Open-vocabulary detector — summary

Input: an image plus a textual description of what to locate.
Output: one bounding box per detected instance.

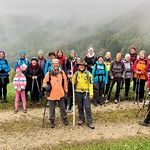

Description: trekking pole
[137,75,141,105]
[105,79,113,105]
[35,78,42,97]
[30,78,35,105]
[71,61,76,127]
[118,78,124,106]
[42,99,48,128]
[31,78,35,94]
[134,75,140,105]
[136,88,150,117]
[137,105,150,134]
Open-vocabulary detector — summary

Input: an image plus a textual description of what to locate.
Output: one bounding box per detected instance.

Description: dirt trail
[0,102,150,150]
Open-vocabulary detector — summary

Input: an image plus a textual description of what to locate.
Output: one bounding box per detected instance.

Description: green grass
[56,137,150,150]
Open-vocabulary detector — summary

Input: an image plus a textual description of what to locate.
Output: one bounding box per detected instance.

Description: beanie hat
[0,50,5,58]
[139,50,146,55]
[52,59,60,64]
[31,57,38,62]
[38,50,44,55]
[19,50,26,56]
[130,47,136,51]
[16,66,22,74]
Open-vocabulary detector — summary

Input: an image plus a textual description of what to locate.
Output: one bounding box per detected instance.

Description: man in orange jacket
[43,59,69,128]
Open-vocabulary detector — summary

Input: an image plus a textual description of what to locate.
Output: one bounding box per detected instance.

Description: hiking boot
[14,109,18,114]
[0,97,3,103]
[104,99,109,104]
[78,120,84,125]
[139,99,143,103]
[139,121,150,127]
[114,99,118,104]
[125,96,129,100]
[4,98,8,103]
[37,101,40,105]
[88,123,95,129]
[23,109,27,113]
[66,108,73,113]
[63,119,69,126]
[50,120,55,128]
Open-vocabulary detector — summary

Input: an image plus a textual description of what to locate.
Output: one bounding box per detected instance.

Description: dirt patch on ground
[0,101,150,149]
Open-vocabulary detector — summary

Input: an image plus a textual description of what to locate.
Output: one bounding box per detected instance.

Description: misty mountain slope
[0,16,42,46]
[62,0,150,58]
[2,0,150,62]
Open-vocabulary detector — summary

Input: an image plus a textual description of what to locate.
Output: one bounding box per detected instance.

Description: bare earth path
[0,102,150,150]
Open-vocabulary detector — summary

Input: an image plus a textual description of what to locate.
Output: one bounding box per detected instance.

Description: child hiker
[13,67,27,113]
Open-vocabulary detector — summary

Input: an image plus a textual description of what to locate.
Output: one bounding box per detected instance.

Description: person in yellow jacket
[73,60,95,129]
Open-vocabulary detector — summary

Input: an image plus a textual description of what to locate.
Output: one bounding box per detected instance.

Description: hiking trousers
[15,90,26,110]
[76,92,93,125]
[49,98,68,122]
[108,78,122,100]
[125,78,131,97]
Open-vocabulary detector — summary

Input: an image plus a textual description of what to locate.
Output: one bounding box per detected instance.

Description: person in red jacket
[133,50,148,102]
[130,47,137,64]
[56,49,66,71]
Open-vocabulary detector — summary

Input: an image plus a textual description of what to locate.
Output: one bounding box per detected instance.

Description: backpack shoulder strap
[4,59,8,66]
[94,63,97,77]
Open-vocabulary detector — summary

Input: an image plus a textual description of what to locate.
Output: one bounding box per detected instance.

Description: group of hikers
[0,46,150,129]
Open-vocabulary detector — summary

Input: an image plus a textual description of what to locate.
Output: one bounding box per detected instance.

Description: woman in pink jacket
[13,67,27,113]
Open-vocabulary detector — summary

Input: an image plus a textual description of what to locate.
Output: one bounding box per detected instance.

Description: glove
[89,95,93,100]
[111,76,114,80]
[0,69,5,73]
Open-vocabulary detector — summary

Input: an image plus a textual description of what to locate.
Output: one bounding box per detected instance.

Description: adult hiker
[123,54,133,100]
[14,50,30,73]
[92,56,108,106]
[44,51,55,75]
[43,59,69,128]
[147,62,150,96]
[139,103,150,126]
[25,57,44,104]
[130,47,137,64]
[37,50,46,71]
[133,50,148,102]
[84,47,97,73]
[56,49,66,71]
[107,52,125,104]
[130,47,137,91]
[72,60,95,129]
[65,50,77,112]
[0,50,10,103]
[104,52,112,97]
[13,67,27,113]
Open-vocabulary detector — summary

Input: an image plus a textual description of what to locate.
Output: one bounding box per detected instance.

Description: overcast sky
[0,0,144,21]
